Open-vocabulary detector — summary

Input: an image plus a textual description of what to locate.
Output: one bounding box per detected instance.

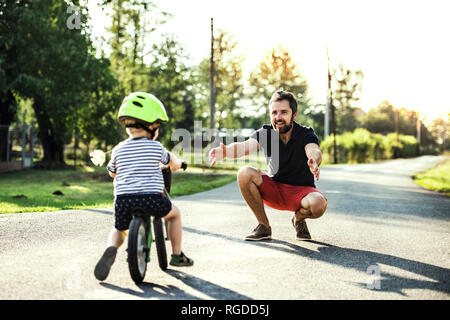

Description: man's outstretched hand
[307,157,320,181]
[208,142,226,167]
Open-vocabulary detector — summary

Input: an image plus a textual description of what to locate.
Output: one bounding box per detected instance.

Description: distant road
[0,155,448,299]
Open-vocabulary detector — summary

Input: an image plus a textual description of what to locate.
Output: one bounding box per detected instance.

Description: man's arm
[208,138,259,166]
[305,143,322,181]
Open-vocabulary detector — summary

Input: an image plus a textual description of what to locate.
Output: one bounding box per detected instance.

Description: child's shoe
[94,246,117,281]
[170,251,194,267]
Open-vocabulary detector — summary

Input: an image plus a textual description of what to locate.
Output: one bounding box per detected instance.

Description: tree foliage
[10,0,118,167]
[196,30,245,129]
[429,118,449,152]
[249,46,308,119]
[103,0,171,93]
[0,0,24,160]
[363,100,437,153]
[331,63,364,134]
[1,0,444,168]
[143,34,195,147]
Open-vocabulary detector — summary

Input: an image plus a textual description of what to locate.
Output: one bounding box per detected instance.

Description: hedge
[321,128,419,164]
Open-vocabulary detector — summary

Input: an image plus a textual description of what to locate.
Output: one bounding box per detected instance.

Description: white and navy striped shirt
[107,137,170,196]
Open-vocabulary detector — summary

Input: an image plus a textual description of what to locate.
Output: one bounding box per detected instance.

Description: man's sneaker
[291,217,311,240]
[94,246,117,281]
[245,224,272,241]
[170,251,194,267]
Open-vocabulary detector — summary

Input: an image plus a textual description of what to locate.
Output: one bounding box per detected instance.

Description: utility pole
[395,107,399,158]
[416,115,421,155]
[327,47,337,164]
[324,48,330,139]
[209,17,215,130]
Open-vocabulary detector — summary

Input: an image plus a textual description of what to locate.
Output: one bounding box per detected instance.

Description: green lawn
[413,159,450,196]
[0,166,236,214]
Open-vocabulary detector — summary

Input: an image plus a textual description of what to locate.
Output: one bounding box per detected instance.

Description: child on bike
[94,92,193,281]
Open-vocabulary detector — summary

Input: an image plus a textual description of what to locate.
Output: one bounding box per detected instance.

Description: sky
[88,0,450,122]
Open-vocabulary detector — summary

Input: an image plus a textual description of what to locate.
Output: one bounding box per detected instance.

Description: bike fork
[145,219,153,262]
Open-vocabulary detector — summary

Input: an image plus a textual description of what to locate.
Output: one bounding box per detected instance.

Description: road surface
[0,155,449,300]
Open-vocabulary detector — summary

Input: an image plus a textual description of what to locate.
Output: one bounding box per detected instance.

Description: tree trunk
[0,90,17,161]
[32,98,65,168]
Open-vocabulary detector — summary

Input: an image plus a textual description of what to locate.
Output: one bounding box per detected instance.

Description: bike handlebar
[161,161,188,172]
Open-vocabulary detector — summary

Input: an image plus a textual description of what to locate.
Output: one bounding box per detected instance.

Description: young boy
[94,92,193,282]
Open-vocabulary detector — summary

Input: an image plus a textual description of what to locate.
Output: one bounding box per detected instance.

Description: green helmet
[118,92,168,126]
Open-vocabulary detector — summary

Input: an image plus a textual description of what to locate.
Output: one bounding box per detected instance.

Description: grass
[0,165,237,214]
[413,159,450,196]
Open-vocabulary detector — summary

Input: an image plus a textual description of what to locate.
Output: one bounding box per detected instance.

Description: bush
[372,133,385,160]
[384,133,419,158]
[322,129,419,164]
[348,129,375,163]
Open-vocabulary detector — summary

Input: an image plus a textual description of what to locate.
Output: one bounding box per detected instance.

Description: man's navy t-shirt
[250,121,320,187]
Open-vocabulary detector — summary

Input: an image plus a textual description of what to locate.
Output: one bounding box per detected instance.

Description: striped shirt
[107,137,170,196]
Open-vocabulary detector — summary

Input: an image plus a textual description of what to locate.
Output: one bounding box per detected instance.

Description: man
[208,90,327,241]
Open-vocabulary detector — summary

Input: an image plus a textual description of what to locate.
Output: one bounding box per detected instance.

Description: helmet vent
[132,101,144,108]
[137,95,146,99]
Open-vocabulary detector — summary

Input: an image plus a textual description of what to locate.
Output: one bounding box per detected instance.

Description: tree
[249,46,308,119]
[14,0,118,167]
[75,55,123,162]
[429,118,449,153]
[331,63,364,134]
[102,0,171,93]
[143,34,195,147]
[364,100,395,134]
[365,101,424,135]
[363,101,438,154]
[304,103,326,139]
[0,0,25,161]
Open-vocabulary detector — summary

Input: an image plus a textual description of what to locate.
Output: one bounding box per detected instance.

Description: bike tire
[153,217,168,270]
[128,217,148,284]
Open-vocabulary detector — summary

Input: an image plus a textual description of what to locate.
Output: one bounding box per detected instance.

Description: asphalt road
[0,155,449,300]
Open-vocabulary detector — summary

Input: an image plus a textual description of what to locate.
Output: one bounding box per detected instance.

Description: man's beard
[274,116,294,134]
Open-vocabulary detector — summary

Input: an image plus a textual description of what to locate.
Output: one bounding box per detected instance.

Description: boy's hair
[122,118,138,126]
[122,118,143,132]
[269,90,298,114]
[122,117,159,139]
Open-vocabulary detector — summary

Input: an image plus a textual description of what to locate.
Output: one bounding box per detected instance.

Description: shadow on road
[100,281,199,299]
[100,270,252,300]
[184,227,450,296]
[165,270,252,300]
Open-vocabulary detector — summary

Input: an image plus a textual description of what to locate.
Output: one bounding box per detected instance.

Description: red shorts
[257,174,323,212]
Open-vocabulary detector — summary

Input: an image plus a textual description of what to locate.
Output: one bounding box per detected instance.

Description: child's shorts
[114,192,172,231]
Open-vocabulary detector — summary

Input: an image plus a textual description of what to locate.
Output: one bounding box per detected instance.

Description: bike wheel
[153,217,168,270]
[128,217,148,284]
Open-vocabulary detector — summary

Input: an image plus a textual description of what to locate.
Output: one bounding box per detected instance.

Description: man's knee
[303,193,327,218]
[237,166,262,186]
